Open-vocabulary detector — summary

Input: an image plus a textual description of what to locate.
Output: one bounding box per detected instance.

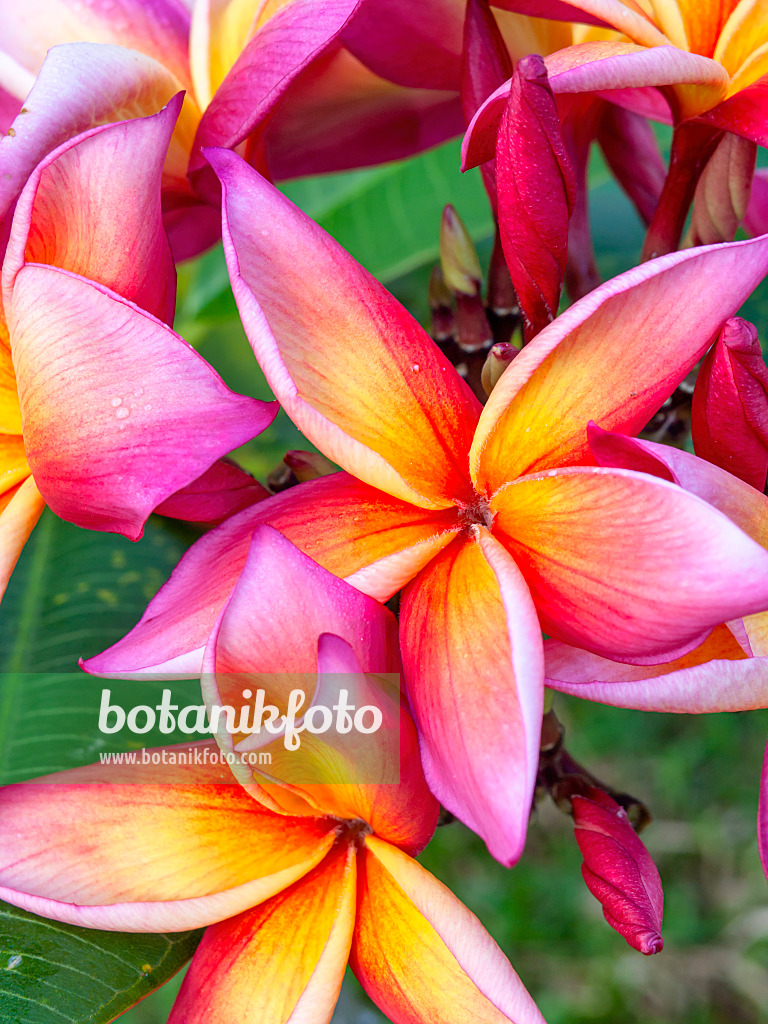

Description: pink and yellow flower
[0,101,276,599]
[0,529,546,1024]
[85,149,768,867]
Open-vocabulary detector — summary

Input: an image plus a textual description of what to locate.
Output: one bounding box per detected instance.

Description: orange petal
[471,233,768,494]
[0,338,21,433]
[351,837,546,1024]
[400,529,544,866]
[0,742,337,931]
[0,474,42,602]
[210,148,480,509]
[169,841,356,1024]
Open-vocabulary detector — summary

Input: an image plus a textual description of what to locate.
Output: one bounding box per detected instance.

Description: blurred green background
[2,132,768,1023]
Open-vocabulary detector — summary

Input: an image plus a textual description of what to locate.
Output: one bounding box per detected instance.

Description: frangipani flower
[466,0,768,256]
[0,0,467,258]
[0,101,276,599]
[86,149,768,867]
[0,529,546,1024]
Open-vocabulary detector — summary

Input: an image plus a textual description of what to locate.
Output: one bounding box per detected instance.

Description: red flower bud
[572,787,664,955]
[692,317,768,491]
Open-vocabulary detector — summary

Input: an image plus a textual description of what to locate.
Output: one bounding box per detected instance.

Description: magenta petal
[154,459,270,525]
[5,96,180,324]
[596,105,666,226]
[191,0,361,175]
[497,55,575,341]
[8,266,276,539]
[745,168,768,237]
[342,0,463,91]
[573,788,663,955]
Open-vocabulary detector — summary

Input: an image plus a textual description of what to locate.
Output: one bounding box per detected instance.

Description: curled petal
[8,266,276,539]
[0,43,194,231]
[155,458,270,524]
[83,474,458,677]
[0,745,337,931]
[471,233,768,493]
[686,133,756,246]
[169,842,356,1024]
[490,0,668,43]
[492,466,768,662]
[573,788,664,955]
[462,43,728,169]
[209,147,479,509]
[352,837,546,1024]
[400,529,544,866]
[5,97,180,324]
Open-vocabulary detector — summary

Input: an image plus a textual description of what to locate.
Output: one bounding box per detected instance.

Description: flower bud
[481,342,518,396]
[572,787,663,955]
[283,450,337,483]
[692,317,768,491]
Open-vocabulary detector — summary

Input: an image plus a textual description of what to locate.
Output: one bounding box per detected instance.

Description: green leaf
[0,902,201,1024]
[0,512,205,1023]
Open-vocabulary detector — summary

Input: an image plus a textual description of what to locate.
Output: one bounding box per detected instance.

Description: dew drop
[411,363,420,372]
[110,397,122,408]
[6,955,21,970]
[134,387,144,398]
[115,407,130,420]
[144,404,152,412]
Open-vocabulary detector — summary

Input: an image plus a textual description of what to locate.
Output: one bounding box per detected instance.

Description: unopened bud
[572,787,663,956]
[428,265,456,342]
[481,342,518,395]
[283,450,337,483]
[692,317,768,491]
[440,204,483,297]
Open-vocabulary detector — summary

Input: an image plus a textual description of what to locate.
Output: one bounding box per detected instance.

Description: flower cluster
[1,0,768,1020]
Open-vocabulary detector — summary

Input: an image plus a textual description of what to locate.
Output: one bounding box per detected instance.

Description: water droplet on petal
[115,407,130,420]
[411,363,420,372]
[110,397,122,408]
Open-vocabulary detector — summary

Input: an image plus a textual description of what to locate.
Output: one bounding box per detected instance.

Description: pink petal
[7,265,276,539]
[83,473,459,677]
[744,167,768,236]
[497,54,575,340]
[686,133,756,246]
[698,78,768,148]
[0,0,191,87]
[544,628,768,711]
[154,458,270,525]
[0,42,191,232]
[5,97,180,325]
[472,233,768,493]
[573,787,663,955]
[492,466,768,662]
[191,0,361,177]
[209,147,480,508]
[400,528,544,866]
